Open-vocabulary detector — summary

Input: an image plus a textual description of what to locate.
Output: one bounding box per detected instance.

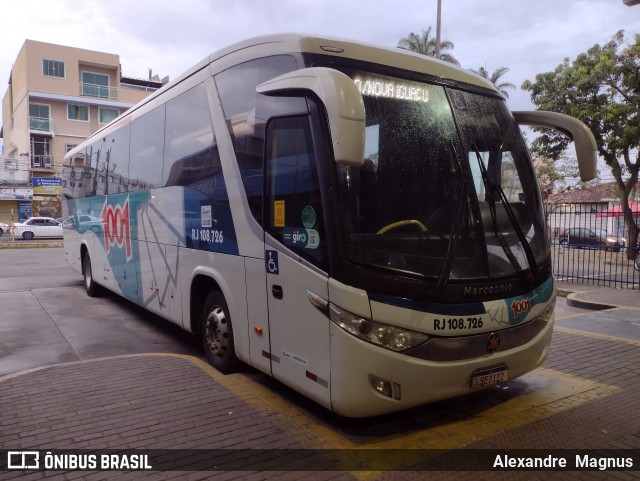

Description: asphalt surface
[0,248,200,376]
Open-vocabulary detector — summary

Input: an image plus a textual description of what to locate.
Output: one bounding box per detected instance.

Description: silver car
[12,217,63,240]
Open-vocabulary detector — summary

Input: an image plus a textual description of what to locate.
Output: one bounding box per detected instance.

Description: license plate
[471,364,508,388]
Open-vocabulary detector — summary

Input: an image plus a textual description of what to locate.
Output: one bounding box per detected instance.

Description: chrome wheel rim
[205,306,229,357]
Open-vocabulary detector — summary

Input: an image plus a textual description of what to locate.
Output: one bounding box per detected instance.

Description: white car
[12,217,63,240]
[0,221,8,236]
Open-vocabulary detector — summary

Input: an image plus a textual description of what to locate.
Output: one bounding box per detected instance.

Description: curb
[565,292,616,311]
[0,241,63,249]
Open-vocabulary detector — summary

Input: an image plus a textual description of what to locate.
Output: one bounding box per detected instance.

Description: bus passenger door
[263,113,332,410]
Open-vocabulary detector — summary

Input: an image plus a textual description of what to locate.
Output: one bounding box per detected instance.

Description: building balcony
[80,82,118,100]
[29,116,53,133]
[31,155,55,171]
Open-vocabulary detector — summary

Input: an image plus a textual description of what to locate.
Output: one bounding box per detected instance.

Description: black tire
[0,228,3,236]
[23,231,34,240]
[201,291,238,374]
[83,253,101,297]
[635,250,640,272]
[596,242,606,251]
[559,239,568,248]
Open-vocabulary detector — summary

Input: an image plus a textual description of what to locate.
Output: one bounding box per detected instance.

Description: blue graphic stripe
[505,276,554,324]
[367,292,486,315]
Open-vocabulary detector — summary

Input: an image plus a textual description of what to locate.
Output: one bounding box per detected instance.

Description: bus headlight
[329,304,429,352]
[537,296,556,323]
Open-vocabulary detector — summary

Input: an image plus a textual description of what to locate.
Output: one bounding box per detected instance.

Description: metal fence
[546,202,640,289]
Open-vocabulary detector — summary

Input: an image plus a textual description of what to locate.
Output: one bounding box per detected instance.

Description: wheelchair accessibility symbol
[266,250,279,275]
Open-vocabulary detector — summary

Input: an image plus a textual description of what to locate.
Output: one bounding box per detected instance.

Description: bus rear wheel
[201,291,238,374]
[83,253,101,297]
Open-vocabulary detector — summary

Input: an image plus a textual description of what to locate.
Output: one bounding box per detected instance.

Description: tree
[398,27,460,66]
[471,66,516,98]
[533,157,563,200]
[522,31,640,258]
[534,154,601,200]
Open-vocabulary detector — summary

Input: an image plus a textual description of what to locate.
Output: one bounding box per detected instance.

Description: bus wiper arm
[436,141,468,293]
[472,147,523,273]
[472,144,541,286]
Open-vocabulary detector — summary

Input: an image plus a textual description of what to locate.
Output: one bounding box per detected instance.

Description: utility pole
[435,0,442,59]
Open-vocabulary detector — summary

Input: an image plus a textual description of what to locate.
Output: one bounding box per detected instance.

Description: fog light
[369,375,401,400]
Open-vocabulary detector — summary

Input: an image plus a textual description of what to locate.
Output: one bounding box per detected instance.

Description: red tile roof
[545,182,622,204]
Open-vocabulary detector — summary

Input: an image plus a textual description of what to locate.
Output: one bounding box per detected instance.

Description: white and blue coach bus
[62,34,597,417]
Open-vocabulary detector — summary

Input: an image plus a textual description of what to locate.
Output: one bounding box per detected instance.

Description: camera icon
[7,451,40,469]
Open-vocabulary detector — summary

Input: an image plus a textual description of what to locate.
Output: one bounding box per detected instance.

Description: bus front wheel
[201,291,238,374]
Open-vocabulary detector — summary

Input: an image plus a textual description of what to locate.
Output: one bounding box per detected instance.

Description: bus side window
[215,55,303,226]
[163,83,221,190]
[130,105,165,190]
[265,115,327,271]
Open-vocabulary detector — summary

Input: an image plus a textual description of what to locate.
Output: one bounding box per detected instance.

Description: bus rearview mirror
[513,110,598,182]
[257,67,366,167]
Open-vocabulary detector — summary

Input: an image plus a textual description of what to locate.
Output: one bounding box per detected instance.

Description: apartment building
[0,39,164,222]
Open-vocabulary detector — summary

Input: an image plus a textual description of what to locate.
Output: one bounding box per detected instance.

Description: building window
[31,136,52,169]
[68,104,89,121]
[99,108,118,124]
[43,59,65,78]
[29,104,51,131]
[81,72,110,98]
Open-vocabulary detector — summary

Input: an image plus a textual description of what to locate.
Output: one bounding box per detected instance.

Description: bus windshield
[335,71,547,283]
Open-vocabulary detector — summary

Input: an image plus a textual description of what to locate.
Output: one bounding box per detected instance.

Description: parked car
[11,217,63,240]
[0,221,8,236]
[559,227,625,252]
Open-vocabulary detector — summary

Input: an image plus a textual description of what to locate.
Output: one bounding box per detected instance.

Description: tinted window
[103,124,132,195]
[65,125,128,199]
[265,116,326,270]
[215,55,304,224]
[163,83,221,191]
[130,106,165,190]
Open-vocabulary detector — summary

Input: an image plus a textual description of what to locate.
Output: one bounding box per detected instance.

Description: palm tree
[398,27,460,66]
[471,66,516,98]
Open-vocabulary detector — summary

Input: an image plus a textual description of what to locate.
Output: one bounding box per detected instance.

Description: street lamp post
[435,0,442,59]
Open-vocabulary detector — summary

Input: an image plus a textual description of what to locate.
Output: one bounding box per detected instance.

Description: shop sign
[0,188,33,200]
[32,177,62,195]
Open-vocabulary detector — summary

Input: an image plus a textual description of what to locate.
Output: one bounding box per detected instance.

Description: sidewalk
[0,237,63,249]
[555,280,640,310]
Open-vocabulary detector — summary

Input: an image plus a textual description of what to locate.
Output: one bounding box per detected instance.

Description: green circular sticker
[302,206,316,229]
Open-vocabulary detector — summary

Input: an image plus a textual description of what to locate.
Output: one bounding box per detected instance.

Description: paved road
[0,248,200,376]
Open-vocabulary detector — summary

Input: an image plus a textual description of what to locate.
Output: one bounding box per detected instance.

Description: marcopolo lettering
[464,283,513,297]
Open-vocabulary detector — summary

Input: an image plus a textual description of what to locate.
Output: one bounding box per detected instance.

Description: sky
[1,0,639,163]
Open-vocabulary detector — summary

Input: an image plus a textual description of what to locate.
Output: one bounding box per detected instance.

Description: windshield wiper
[436,141,469,293]
[472,144,541,286]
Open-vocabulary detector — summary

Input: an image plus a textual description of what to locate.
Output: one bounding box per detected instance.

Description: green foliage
[398,27,460,66]
[471,66,516,98]
[522,30,640,255]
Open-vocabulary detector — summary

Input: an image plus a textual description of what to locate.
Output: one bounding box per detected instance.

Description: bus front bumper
[328,315,554,418]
